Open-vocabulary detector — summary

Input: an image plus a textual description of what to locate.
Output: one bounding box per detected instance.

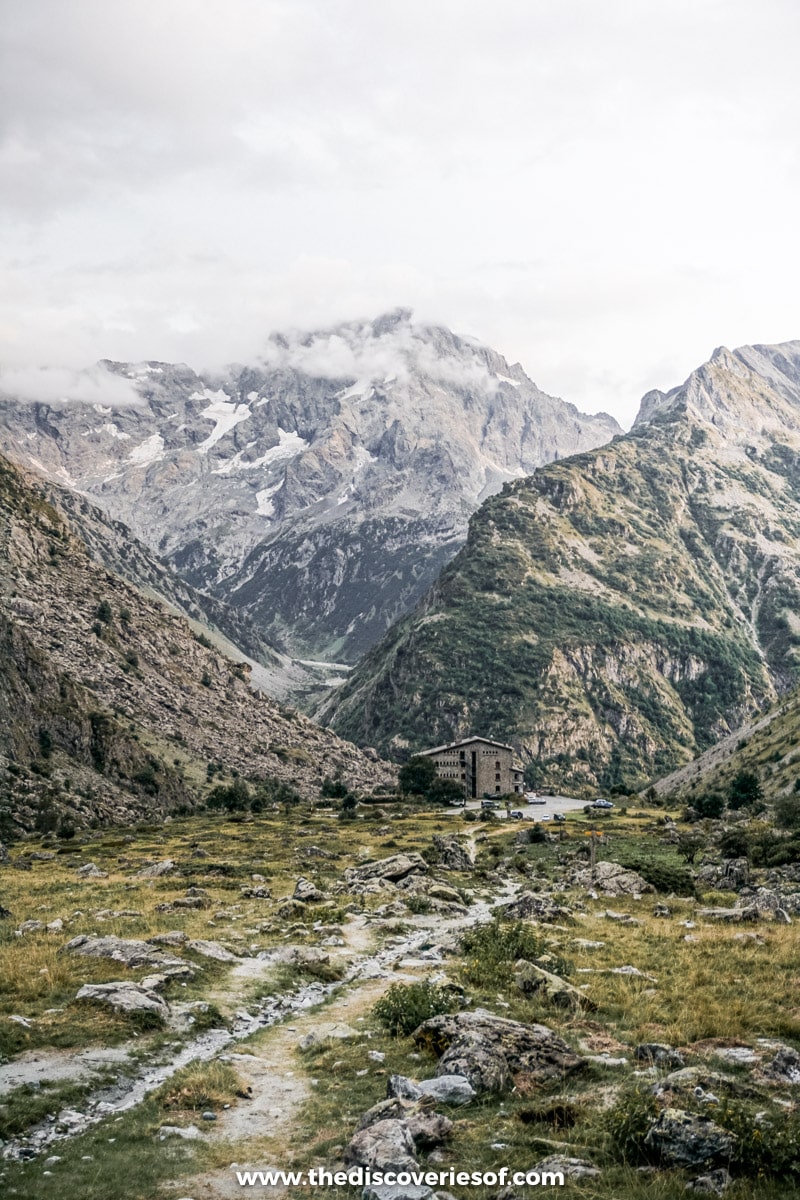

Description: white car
[526,793,546,804]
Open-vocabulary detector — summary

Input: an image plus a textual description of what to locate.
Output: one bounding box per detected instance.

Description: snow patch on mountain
[195,394,252,453]
[127,434,164,467]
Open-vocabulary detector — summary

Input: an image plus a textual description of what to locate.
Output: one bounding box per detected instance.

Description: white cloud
[1,0,799,422]
[0,364,142,407]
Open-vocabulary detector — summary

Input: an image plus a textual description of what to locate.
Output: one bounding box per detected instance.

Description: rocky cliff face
[320,340,800,792]
[0,453,391,837]
[0,311,620,669]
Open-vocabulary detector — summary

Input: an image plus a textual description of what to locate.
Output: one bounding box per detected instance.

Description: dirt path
[172,972,407,1200]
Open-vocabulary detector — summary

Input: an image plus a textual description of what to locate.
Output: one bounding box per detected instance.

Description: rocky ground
[1,803,800,1199]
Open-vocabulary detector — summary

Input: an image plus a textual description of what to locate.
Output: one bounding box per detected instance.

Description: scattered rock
[413,1009,585,1095]
[431,835,473,871]
[604,910,642,924]
[406,1112,453,1149]
[387,1075,423,1101]
[634,1043,684,1069]
[240,885,271,899]
[356,1098,416,1131]
[576,861,654,896]
[533,1155,600,1179]
[502,892,572,922]
[344,1118,418,1173]
[148,931,189,947]
[697,906,759,923]
[653,904,672,918]
[686,1167,732,1194]
[644,1108,734,1168]
[514,960,596,1011]
[62,934,191,973]
[185,939,240,962]
[293,877,325,903]
[158,1124,201,1140]
[762,1044,800,1084]
[136,859,176,879]
[273,945,331,968]
[345,853,428,888]
[16,919,44,934]
[76,981,169,1021]
[299,1022,359,1050]
[416,1075,476,1105]
[77,863,107,879]
[656,1067,746,1100]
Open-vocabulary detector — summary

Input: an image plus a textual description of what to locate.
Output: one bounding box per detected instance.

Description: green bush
[603,1085,660,1164]
[718,1101,800,1180]
[373,980,458,1037]
[459,917,564,986]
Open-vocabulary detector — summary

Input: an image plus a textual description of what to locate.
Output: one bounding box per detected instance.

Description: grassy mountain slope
[321,342,800,791]
[0,454,390,837]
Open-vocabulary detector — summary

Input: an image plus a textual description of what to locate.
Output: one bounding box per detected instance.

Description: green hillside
[320,343,800,792]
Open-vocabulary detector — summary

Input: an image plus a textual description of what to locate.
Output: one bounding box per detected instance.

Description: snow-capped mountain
[0,310,620,667]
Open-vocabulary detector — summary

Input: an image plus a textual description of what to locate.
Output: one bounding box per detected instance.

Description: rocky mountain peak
[0,313,620,672]
[633,339,800,443]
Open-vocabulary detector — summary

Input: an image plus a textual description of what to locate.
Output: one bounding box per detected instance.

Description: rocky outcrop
[62,935,191,973]
[75,981,170,1022]
[644,1108,735,1168]
[413,1009,585,1094]
[574,862,655,897]
[431,835,473,871]
[514,960,596,1012]
[345,853,428,888]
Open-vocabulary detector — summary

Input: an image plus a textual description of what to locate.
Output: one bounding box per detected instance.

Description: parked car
[592,798,614,809]
[526,792,546,804]
[539,813,552,821]
[509,810,524,820]
[481,798,499,810]
[553,812,566,823]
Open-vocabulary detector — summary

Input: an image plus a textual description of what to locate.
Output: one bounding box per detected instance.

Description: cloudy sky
[2,0,799,425]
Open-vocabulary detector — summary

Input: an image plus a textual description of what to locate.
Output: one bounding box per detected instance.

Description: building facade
[419,736,524,799]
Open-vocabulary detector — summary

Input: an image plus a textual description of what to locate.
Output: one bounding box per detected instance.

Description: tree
[774,792,800,830]
[398,756,438,796]
[339,792,358,821]
[677,833,705,864]
[728,769,762,811]
[694,792,724,819]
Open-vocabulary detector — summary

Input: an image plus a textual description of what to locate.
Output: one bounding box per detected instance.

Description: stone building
[419,736,524,799]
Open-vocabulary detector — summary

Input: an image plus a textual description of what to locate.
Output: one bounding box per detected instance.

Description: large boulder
[413,1009,585,1094]
[416,1075,475,1105]
[431,835,473,871]
[62,935,190,973]
[75,981,169,1022]
[344,1118,418,1173]
[575,861,654,896]
[502,892,572,922]
[644,1108,735,1168]
[293,877,326,903]
[346,854,428,887]
[514,960,596,1012]
[136,859,176,878]
[185,939,240,962]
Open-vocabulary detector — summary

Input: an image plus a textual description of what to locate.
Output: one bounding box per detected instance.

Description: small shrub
[459,917,564,986]
[603,1085,660,1164]
[373,980,458,1037]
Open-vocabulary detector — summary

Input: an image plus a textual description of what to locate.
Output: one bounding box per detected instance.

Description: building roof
[419,736,517,756]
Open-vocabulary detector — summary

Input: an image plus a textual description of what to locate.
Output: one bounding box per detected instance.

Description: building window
[495,785,501,792]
